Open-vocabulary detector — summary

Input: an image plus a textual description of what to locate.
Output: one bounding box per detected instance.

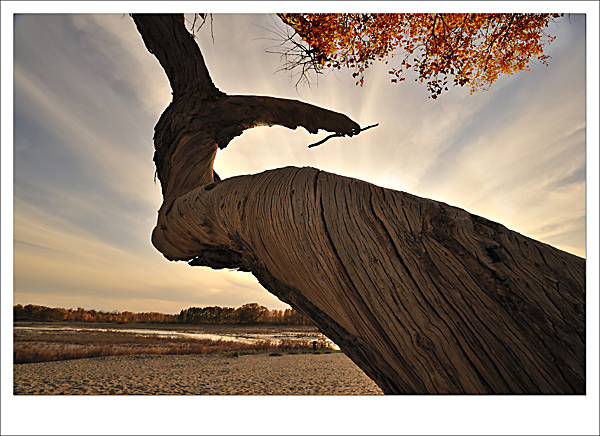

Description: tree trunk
[132,14,585,394]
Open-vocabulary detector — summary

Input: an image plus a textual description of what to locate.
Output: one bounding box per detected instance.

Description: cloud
[68,14,172,114]
[13,198,289,312]
[14,41,162,208]
[12,14,290,311]
[10,12,588,318]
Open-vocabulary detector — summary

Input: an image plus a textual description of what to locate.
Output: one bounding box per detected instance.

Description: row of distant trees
[177,303,313,325]
[13,303,314,326]
[13,304,178,323]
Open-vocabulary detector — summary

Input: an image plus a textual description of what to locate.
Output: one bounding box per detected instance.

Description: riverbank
[14,322,337,363]
[14,353,383,395]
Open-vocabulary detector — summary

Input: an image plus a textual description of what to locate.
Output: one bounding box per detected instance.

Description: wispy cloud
[14,197,285,312]
[12,14,291,312]
[10,13,588,316]
[14,48,161,208]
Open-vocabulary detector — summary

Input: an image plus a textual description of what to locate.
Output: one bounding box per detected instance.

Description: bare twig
[259,15,325,89]
[308,123,379,148]
[187,13,214,43]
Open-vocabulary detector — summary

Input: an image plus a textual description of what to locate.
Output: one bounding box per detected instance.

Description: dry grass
[14,328,336,364]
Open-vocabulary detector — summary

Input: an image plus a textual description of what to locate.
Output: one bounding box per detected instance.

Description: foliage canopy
[275,13,563,98]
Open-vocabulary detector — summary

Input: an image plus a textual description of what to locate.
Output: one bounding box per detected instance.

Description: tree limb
[132,14,363,202]
[152,165,585,394]
[132,14,222,100]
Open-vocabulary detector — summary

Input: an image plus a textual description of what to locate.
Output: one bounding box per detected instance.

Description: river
[13,323,340,349]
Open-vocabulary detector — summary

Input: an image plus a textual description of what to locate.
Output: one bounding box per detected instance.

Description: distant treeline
[13,303,314,326]
[178,303,313,325]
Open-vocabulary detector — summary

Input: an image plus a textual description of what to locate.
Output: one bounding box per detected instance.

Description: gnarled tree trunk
[132,14,585,394]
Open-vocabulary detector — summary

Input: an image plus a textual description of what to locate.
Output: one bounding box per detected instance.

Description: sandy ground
[13,352,383,395]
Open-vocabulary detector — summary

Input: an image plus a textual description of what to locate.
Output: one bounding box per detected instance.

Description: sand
[13,352,383,395]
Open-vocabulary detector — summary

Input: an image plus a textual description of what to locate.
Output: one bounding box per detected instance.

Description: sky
[2,3,599,436]
[6,9,592,315]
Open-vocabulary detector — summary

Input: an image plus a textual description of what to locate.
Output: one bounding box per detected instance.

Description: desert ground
[14,353,383,395]
[13,322,383,395]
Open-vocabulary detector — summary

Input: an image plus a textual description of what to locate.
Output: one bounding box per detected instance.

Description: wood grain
[132,14,585,394]
[152,167,585,394]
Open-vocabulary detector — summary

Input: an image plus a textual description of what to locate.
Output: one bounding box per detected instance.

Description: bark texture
[132,14,585,394]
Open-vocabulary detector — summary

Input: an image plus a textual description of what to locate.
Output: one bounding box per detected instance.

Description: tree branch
[308,123,379,148]
[132,14,363,202]
[224,95,361,137]
[131,14,223,100]
[152,165,585,394]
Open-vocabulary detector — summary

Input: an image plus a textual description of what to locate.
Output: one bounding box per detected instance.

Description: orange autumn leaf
[276,13,562,98]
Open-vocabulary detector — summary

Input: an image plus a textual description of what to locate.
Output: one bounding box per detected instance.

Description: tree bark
[132,14,585,394]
